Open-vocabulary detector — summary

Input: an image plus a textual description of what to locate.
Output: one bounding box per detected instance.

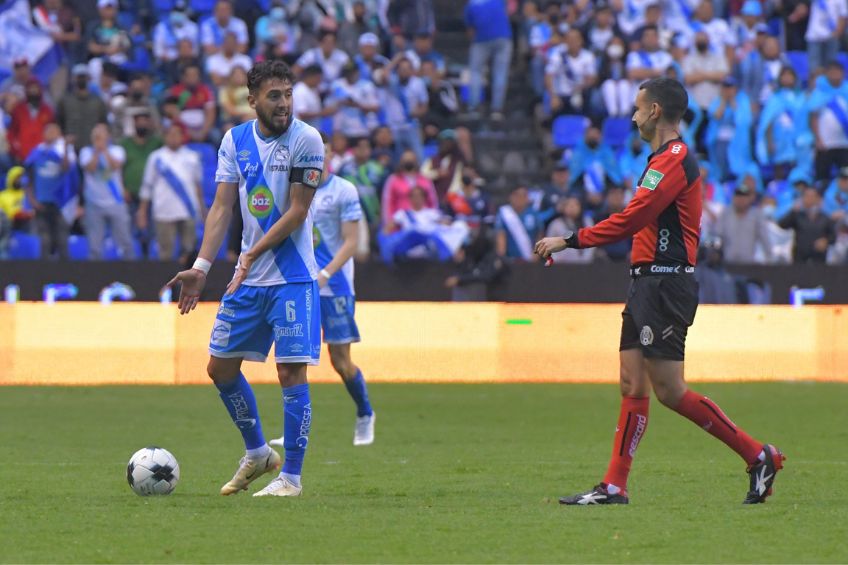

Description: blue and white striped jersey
[312,174,362,297]
[215,118,325,286]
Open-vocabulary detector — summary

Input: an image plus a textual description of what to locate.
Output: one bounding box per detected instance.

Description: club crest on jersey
[304,169,321,188]
[270,145,290,172]
[641,169,664,191]
[248,185,274,218]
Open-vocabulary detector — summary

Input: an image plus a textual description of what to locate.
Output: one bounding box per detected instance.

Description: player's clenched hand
[165,269,206,315]
[226,252,256,296]
[534,236,568,259]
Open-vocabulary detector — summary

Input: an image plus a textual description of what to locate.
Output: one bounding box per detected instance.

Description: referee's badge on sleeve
[641,169,664,191]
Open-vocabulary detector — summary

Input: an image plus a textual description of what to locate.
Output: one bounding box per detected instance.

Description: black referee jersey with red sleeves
[572,138,702,266]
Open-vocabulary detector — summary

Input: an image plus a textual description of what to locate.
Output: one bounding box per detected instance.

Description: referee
[535,78,784,505]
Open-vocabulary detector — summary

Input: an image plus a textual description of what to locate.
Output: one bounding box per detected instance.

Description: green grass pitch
[1,382,846,563]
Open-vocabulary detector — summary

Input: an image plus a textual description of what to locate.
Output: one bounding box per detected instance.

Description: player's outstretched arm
[226,182,317,295]
[165,181,238,315]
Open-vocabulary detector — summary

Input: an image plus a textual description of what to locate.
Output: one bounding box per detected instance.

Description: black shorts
[620,274,699,361]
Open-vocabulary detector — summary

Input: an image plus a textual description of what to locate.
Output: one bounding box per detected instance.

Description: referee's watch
[561,230,578,249]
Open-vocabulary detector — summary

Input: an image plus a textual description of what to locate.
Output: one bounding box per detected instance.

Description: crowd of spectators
[0,0,847,276]
[516,0,848,268]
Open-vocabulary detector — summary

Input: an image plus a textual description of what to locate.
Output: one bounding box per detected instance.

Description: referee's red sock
[602,396,650,494]
[674,390,763,465]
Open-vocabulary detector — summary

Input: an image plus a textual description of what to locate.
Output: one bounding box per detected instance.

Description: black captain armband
[291,167,322,189]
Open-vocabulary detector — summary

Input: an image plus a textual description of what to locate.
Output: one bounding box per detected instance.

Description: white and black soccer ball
[126,447,180,496]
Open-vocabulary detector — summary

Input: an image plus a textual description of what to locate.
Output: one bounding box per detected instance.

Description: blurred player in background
[271,137,376,449]
[535,78,785,506]
[166,61,323,498]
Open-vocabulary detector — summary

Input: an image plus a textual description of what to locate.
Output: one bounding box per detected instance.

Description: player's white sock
[605,483,622,495]
[246,444,272,460]
[281,472,301,487]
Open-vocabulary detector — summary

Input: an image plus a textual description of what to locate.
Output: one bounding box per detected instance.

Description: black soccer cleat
[743,444,785,504]
[559,483,629,505]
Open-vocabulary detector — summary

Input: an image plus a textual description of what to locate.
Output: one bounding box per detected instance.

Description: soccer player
[270,140,375,448]
[165,61,324,498]
[535,78,785,505]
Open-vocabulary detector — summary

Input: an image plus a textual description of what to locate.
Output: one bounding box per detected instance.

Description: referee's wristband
[319,268,332,279]
[192,257,212,275]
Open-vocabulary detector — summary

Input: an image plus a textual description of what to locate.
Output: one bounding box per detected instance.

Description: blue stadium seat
[602,117,632,149]
[786,51,809,86]
[190,0,217,17]
[551,114,589,149]
[152,0,176,15]
[102,237,121,260]
[8,232,40,259]
[188,142,218,208]
[68,235,90,260]
[838,52,848,75]
[319,116,334,136]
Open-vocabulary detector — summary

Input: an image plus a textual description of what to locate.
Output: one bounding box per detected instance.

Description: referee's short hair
[639,77,689,124]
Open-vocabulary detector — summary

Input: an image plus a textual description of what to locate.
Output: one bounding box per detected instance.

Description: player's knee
[328,347,353,377]
[654,381,686,408]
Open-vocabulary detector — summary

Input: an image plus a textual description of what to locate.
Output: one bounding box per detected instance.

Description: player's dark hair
[247,60,295,95]
[639,77,688,124]
[641,24,659,35]
[319,131,330,144]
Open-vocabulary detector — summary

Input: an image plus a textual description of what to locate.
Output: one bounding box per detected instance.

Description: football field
[1,382,846,563]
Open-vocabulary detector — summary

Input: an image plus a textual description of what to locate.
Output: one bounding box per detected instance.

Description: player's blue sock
[215,373,266,451]
[281,383,311,482]
[344,369,373,418]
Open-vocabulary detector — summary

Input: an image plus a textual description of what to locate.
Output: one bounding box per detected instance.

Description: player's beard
[257,106,292,137]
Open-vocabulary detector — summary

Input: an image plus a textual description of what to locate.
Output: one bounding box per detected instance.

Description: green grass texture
[1,382,845,563]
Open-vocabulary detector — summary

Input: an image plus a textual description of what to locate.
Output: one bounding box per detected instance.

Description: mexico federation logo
[303,169,321,188]
[248,185,274,218]
[312,225,322,248]
[640,168,664,191]
[640,325,654,346]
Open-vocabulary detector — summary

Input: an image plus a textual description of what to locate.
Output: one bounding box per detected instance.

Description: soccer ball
[126,447,180,496]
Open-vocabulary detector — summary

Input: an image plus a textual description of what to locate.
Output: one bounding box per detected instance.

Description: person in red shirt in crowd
[7,79,55,162]
[165,63,216,142]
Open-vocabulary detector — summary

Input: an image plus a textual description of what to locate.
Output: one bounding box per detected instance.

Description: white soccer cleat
[253,475,303,497]
[268,435,285,447]
[354,412,375,446]
[220,449,281,496]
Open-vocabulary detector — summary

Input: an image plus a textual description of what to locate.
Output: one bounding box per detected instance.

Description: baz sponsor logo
[211,320,231,347]
[640,168,664,191]
[640,325,654,346]
[247,185,274,218]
